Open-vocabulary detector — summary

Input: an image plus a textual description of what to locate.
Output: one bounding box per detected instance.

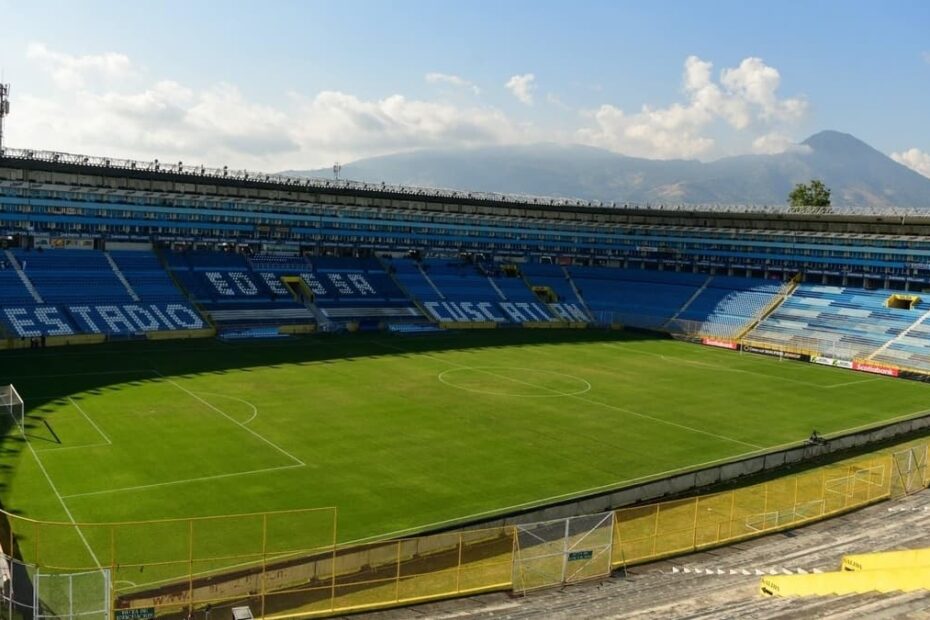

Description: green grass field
[1,329,928,587]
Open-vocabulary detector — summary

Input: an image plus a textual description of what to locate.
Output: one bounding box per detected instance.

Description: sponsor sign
[567,550,594,561]
[852,361,899,377]
[812,356,854,369]
[115,609,156,620]
[742,344,810,362]
[701,338,739,350]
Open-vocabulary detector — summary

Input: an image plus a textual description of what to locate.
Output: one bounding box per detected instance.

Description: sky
[0,0,928,177]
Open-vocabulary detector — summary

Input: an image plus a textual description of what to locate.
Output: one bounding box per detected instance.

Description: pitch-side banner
[742,344,810,362]
[851,361,900,377]
[812,356,854,369]
[701,337,739,350]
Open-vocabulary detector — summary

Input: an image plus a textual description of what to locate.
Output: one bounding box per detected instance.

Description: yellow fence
[612,453,893,568]
[1,446,925,619]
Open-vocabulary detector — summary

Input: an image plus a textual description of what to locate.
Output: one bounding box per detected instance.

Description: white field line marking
[437,367,592,398]
[377,340,762,450]
[4,410,103,569]
[67,397,112,445]
[601,342,883,389]
[34,442,111,454]
[193,391,259,425]
[61,463,305,499]
[152,370,305,467]
[462,365,762,450]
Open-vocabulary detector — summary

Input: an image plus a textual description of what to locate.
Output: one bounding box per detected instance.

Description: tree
[788,180,832,212]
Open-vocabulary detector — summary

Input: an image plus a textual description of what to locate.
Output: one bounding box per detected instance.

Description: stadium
[3,86,930,618]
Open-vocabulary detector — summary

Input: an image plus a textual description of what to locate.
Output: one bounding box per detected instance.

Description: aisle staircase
[105,251,141,302]
[5,250,43,303]
[736,274,801,341]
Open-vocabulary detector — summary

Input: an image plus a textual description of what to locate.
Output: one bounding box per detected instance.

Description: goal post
[0,385,23,426]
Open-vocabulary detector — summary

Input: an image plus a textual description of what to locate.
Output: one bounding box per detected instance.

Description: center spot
[437,367,592,397]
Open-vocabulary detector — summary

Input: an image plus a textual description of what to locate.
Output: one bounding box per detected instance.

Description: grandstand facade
[5,149,930,375]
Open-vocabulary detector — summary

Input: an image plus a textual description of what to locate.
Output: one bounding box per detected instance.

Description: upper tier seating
[0,249,206,337]
[746,285,924,359]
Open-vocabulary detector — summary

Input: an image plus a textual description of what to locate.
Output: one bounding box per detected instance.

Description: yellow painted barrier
[278,324,317,335]
[841,548,930,572]
[612,455,892,568]
[761,566,930,597]
[146,328,215,341]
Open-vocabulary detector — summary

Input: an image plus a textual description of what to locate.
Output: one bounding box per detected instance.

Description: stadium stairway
[762,567,930,597]
[4,250,44,302]
[104,251,141,302]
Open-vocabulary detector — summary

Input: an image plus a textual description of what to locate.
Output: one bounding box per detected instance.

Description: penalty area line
[2,409,103,569]
[150,369,305,467]
[61,463,306,499]
[67,397,112,445]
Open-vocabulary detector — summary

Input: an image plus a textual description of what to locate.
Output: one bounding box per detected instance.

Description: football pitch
[1,329,928,586]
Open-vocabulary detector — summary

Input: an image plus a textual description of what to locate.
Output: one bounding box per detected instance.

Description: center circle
[437,367,592,398]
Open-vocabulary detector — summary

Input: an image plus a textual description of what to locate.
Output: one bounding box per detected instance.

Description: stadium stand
[744,285,926,359]
[569,267,707,329]
[0,248,206,337]
[391,258,583,324]
[166,250,315,329]
[308,256,422,328]
[166,251,423,330]
[669,276,785,338]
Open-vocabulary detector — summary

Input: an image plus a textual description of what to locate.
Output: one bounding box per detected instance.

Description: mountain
[282,131,930,208]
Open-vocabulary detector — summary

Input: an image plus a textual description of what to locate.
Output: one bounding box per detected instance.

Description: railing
[4,146,930,216]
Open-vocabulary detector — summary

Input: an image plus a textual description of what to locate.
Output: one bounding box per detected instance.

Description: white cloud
[12,44,811,169]
[576,55,807,159]
[891,148,930,178]
[425,72,480,95]
[546,93,571,110]
[720,57,807,122]
[26,42,134,89]
[289,91,527,164]
[506,73,536,105]
[11,44,529,169]
[751,132,811,155]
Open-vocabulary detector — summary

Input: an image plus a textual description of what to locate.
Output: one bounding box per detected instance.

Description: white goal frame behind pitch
[0,385,24,427]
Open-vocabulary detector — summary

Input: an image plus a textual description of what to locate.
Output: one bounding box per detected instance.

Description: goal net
[0,385,24,426]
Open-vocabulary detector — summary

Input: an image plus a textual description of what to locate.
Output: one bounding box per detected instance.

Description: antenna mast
[0,83,9,155]
[333,162,342,181]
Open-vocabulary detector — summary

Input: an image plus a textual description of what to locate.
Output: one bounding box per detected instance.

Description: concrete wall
[445,411,930,533]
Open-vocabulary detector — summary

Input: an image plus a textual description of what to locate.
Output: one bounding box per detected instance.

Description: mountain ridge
[282,131,930,208]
